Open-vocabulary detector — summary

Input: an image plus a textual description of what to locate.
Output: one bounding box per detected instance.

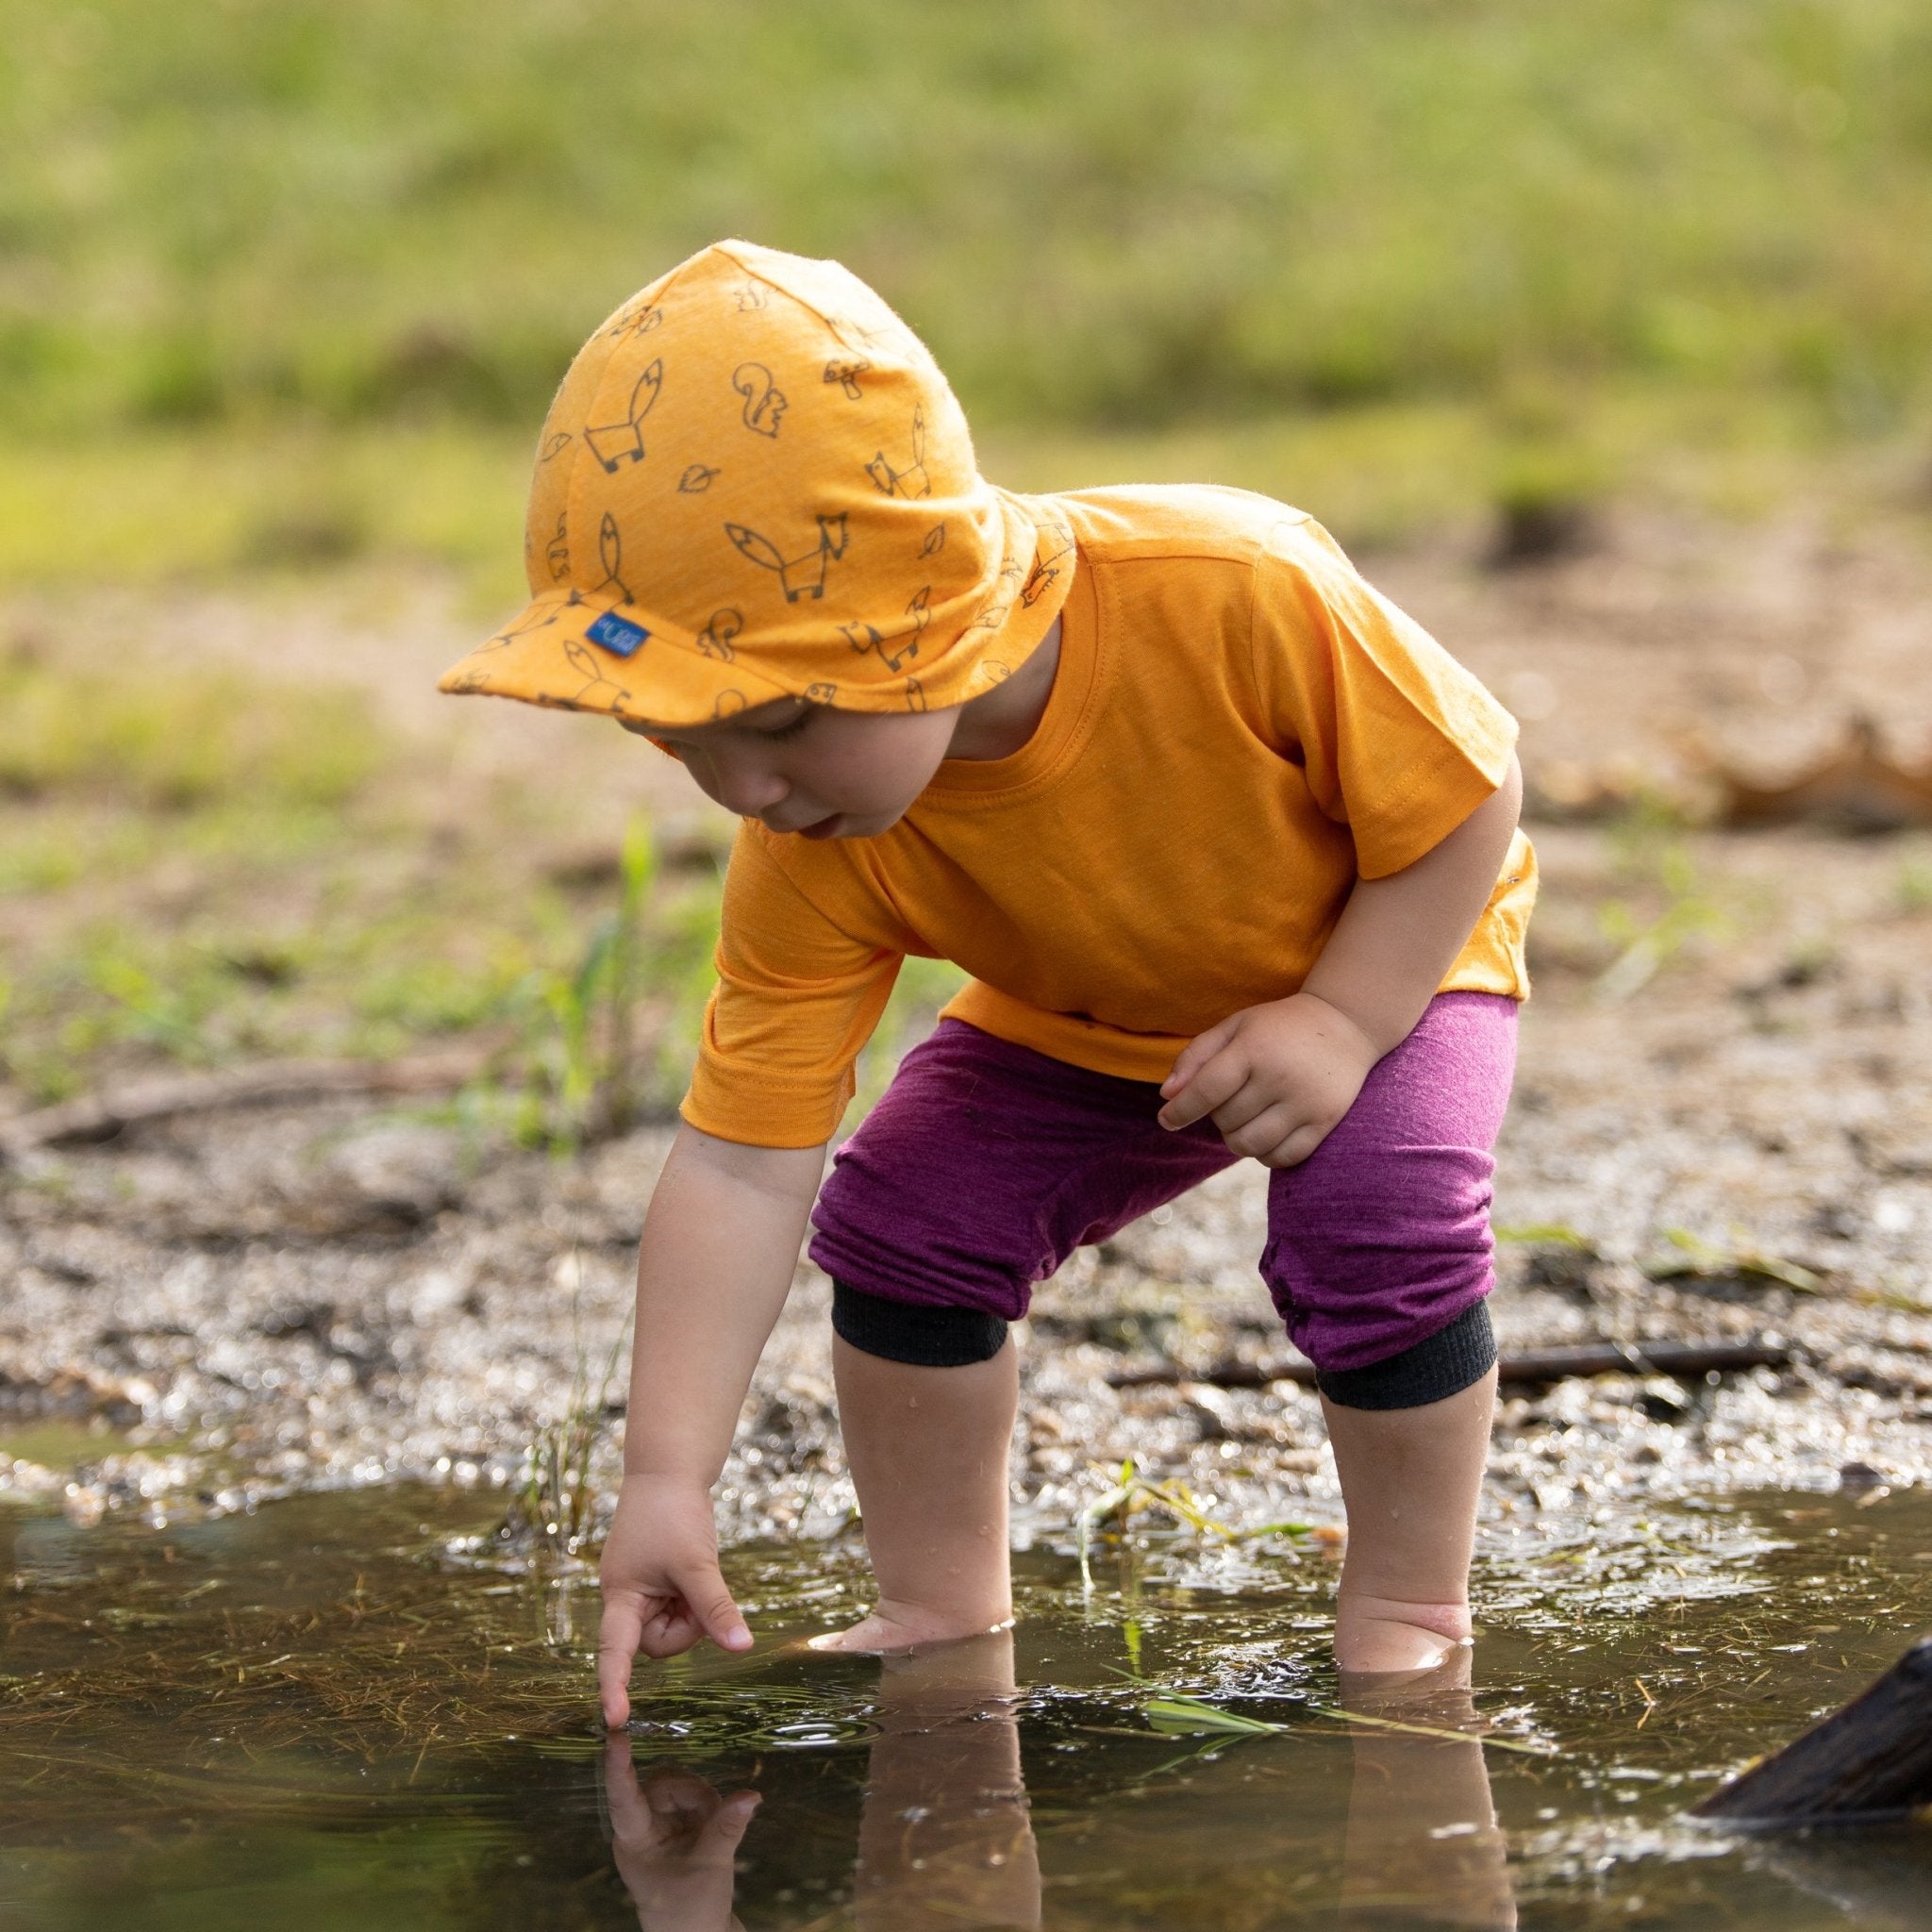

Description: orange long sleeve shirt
[682,485,1536,1148]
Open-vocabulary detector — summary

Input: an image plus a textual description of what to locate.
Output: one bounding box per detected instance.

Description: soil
[5,502,1932,1542]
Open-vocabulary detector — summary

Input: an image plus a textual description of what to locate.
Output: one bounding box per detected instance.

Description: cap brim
[437,589,798,728]
[438,490,1077,727]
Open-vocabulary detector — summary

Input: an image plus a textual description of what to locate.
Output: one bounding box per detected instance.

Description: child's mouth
[797,814,843,840]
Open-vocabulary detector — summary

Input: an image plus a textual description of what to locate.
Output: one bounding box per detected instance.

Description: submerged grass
[1140,1690,1557,1757]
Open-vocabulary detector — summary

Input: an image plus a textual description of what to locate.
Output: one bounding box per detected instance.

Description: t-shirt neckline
[918,525,1097,803]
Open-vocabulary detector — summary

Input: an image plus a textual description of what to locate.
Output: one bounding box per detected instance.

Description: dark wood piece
[1694,1635,1932,1825]
[1106,1339,1790,1391]
[0,1050,490,1158]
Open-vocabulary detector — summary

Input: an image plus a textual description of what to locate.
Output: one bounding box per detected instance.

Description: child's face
[625,698,960,841]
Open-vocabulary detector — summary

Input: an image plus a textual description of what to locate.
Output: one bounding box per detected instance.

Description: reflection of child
[439,242,1537,1725]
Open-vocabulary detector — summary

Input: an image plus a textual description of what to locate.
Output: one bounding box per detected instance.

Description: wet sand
[5,506,1931,1538]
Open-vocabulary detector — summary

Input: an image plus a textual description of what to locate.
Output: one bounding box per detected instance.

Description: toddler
[438,242,1536,1728]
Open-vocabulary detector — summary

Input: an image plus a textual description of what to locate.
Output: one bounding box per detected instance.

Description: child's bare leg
[1322,1367,1497,1674]
[812,1335,1019,1652]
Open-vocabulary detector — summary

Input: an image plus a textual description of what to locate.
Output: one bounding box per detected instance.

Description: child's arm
[1158,755,1523,1160]
[598,1124,826,1727]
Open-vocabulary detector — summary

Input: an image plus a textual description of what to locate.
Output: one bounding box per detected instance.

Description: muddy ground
[4,502,1932,1545]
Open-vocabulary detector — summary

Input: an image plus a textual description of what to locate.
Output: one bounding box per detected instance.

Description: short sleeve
[1247,519,1518,878]
[681,825,905,1147]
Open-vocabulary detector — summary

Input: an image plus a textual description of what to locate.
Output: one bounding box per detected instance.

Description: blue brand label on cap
[587,611,649,658]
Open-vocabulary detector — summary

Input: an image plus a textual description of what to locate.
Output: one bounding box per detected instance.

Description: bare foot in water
[1333,1592,1474,1675]
[805,1603,1015,1655]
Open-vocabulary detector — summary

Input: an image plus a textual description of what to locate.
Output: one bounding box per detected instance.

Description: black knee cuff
[831,1280,1010,1368]
[1314,1299,1496,1410]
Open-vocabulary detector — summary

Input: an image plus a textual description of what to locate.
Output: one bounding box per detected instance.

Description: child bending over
[438,242,1536,1727]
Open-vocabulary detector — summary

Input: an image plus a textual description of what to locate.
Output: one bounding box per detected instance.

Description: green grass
[0,645,376,807]
[0,373,1900,612]
[0,641,724,1116]
[2,0,1929,448]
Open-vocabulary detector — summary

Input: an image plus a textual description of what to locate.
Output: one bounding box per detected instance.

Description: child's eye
[759,708,813,741]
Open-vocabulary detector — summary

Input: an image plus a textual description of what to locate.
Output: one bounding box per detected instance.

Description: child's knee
[1309,1299,1496,1410]
[831,1280,1010,1367]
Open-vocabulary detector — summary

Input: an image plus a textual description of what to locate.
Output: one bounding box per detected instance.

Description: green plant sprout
[1078,1457,1314,1592]
[502,1276,631,1565]
[1594,837,1727,1005]
[1493,1223,1594,1249]
[1645,1227,1824,1294]
[515,816,657,1151]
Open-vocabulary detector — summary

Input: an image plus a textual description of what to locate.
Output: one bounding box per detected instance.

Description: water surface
[6,1483,1932,1928]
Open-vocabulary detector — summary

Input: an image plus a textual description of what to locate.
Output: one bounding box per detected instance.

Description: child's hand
[1157,991,1380,1167]
[600,1473,755,1727]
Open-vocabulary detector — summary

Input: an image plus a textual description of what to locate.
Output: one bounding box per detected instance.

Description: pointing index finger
[599,1592,648,1728]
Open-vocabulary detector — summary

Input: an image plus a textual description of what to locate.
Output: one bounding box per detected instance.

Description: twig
[0,1050,492,1157]
[1107,1339,1791,1391]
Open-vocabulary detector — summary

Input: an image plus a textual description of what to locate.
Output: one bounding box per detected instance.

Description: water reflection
[606,1749,760,1932]
[1337,1657,1515,1930]
[608,1633,1517,1930]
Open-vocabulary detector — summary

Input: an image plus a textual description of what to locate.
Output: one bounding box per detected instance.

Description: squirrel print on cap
[732,363,788,438]
[585,361,663,472]
[724,513,850,603]
[695,609,742,661]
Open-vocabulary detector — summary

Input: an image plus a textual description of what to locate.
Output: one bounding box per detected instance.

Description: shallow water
[6,1484,1932,1929]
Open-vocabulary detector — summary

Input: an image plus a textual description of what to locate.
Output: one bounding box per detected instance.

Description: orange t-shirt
[682,485,1536,1148]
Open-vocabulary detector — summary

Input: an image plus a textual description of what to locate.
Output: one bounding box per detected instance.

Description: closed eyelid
[626,707,798,747]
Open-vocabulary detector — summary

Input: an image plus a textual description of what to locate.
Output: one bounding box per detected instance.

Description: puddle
[6,1485,1932,1927]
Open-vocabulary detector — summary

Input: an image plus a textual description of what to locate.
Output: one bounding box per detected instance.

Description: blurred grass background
[3,0,1930,593]
[2,0,1928,1121]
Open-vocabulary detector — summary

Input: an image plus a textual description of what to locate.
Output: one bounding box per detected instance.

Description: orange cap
[438,241,1074,726]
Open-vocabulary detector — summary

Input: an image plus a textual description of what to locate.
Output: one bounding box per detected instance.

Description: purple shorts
[808,993,1517,1382]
